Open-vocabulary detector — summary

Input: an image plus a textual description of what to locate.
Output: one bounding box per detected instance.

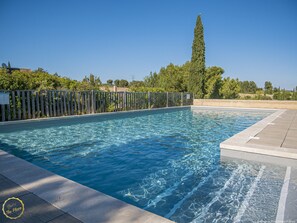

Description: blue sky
[0,0,296,89]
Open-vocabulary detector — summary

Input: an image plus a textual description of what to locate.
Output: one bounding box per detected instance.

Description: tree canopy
[188,15,205,98]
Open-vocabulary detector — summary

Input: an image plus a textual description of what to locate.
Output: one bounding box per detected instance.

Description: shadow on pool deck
[0,151,173,223]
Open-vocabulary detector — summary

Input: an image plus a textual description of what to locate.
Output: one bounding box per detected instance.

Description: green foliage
[144,72,159,88]
[114,79,129,87]
[292,87,297,100]
[204,66,224,99]
[264,81,273,94]
[129,86,165,92]
[143,62,190,92]
[273,88,293,100]
[0,68,102,91]
[220,77,240,99]
[239,81,257,93]
[106,79,113,86]
[156,64,187,92]
[188,15,205,99]
[129,80,145,88]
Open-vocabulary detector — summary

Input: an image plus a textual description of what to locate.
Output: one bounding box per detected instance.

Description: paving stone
[47,213,82,223]
[14,193,65,223]
[287,129,297,137]
[249,138,283,147]
[282,138,297,149]
[0,177,29,203]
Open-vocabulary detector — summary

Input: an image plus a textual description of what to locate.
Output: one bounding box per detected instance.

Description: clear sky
[0,0,296,89]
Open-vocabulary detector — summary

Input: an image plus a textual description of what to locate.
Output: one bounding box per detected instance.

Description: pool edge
[0,149,174,223]
[0,106,191,126]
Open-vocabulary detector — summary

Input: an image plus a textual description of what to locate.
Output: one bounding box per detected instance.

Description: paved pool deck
[220,108,297,166]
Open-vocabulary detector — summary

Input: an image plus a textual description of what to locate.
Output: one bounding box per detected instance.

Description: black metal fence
[0,90,193,122]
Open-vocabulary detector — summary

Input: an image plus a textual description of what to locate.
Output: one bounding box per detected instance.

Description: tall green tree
[188,15,205,98]
[264,81,273,94]
[106,79,113,86]
[220,77,240,99]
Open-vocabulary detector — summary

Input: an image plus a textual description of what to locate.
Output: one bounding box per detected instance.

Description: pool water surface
[0,107,286,222]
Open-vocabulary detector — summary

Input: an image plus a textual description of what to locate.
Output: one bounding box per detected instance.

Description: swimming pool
[0,107,286,222]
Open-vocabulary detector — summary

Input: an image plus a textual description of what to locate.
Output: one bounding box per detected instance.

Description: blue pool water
[0,107,286,222]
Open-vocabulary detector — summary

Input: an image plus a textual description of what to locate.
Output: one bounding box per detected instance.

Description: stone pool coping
[0,149,173,223]
[191,106,297,167]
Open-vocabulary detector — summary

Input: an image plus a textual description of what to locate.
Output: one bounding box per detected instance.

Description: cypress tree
[188,15,205,98]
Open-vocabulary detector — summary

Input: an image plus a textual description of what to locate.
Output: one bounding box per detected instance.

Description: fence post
[46,91,50,117]
[22,91,26,119]
[124,91,127,111]
[7,102,11,121]
[166,92,169,107]
[1,105,5,122]
[32,91,35,119]
[52,91,56,117]
[63,91,67,115]
[41,92,44,117]
[17,91,21,120]
[181,92,184,106]
[91,90,95,114]
[12,91,16,120]
[148,92,151,109]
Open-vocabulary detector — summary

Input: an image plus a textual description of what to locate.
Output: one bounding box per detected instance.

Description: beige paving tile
[287,129,297,137]
[282,138,297,149]
[248,137,283,147]
[256,131,287,139]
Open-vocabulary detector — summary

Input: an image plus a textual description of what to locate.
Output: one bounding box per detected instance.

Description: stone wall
[193,99,297,110]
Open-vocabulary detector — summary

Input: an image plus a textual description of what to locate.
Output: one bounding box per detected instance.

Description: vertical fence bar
[67,92,70,115]
[7,102,11,121]
[166,92,169,107]
[36,92,40,118]
[181,92,183,106]
[53,91,56,117]
[60,91,63,115]
[1,105,5,122]
[45,91,49,117]
[12,91,16,120]
[77,92,81,114]
[17,91,21,120]
[57,92,60,116]
[148,92,151,109]
[81,92,85,114]
[91,90,95,113]
[63,91,67,115]
[48,91,52,117]
[40,92,44,117]
[27,91,31,119]
[73,92,77,115]
[22,91,26,119]
[70,92,73,115]
[31,91,35,119]
[87,91,91,114]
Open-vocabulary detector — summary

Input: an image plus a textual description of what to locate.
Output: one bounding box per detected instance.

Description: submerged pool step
[164,167,221,219]
[169,163,271,223]
[233,165,266,223]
